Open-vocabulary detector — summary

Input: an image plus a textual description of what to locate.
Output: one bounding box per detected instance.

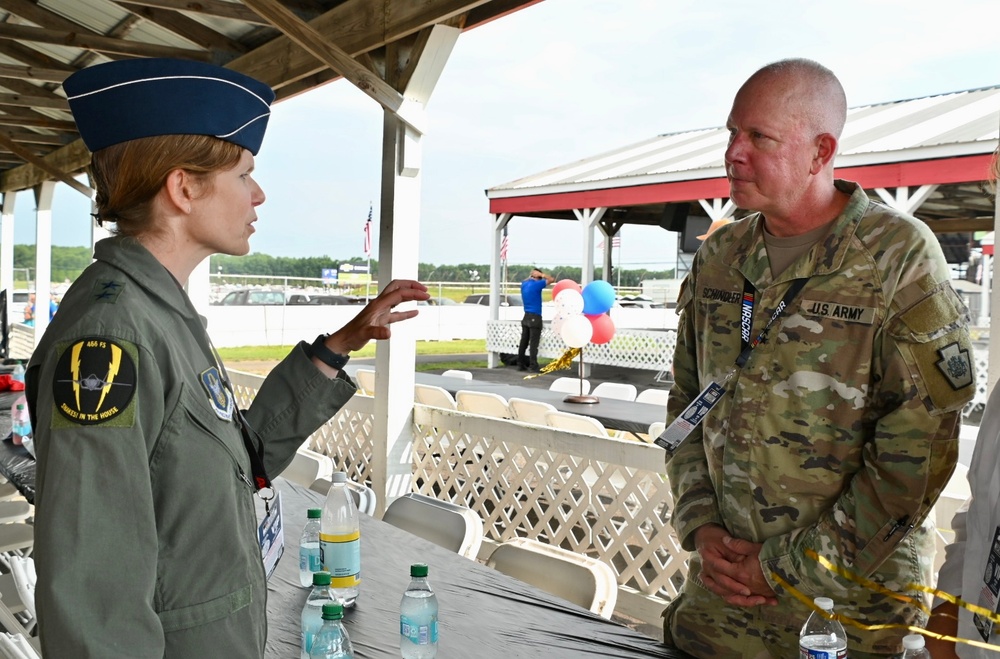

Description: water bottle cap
[321,602,344,620]
[902,634,925,650]
[15,404,23,410]
[813,597,834,611]
[307,508,321,519]
[332,472,347,484]
[312,571,332,586]
[410,563,429,578]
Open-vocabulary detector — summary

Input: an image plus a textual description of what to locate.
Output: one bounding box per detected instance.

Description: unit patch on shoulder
[92,279,125,303]
[936,342,974,391]
[53,337,137,426]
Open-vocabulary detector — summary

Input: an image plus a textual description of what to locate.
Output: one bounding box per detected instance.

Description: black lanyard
[736,277,808,368]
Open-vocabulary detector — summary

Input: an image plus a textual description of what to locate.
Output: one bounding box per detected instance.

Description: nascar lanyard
[655,276,807,453]
[736,276,808,368]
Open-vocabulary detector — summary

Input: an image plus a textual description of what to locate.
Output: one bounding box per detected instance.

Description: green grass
[217,338,487,361]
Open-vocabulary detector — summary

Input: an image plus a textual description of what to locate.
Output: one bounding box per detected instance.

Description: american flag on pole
[363,204,372,257]
[598,235,622,249]
[500,227,509,263]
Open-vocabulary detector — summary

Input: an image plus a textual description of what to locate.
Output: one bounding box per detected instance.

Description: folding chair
[414,384,457,410]
[279,447,333,488]
[549,376,590,396]
[508,398,557,426]
[635,388,670,407]
[455,390,510,419]
[353,368,376,395]
[486,537,618,619]
[381,493,484,559]
[591,382,638,402]
[442,369,473,380]
[545,410,610,438]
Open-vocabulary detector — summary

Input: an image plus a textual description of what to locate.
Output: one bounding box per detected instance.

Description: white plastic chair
[414,384,457,410]
[308,478,379,517]
[280,447,334,488]
[635,388,670,407]
[353,368,376,395]
[549,376,590,396]
[381,492,484,559]
[591,382,638,402]
[442,369,473,380]
[486,537,618,619]
[645,421,666,444]
[8,557,33,624]
[508,398,557,426]
[456,390,510,419]
[545,410,610,438]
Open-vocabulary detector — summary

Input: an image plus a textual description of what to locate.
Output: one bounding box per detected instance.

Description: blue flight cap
[63,58,275,155]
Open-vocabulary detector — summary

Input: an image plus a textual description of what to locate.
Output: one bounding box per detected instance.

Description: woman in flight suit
[24,58,428,657]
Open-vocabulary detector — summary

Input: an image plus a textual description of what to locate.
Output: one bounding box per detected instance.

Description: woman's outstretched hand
[324,279,429,354]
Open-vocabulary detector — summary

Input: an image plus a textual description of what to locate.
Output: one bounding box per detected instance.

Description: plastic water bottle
[10,401,30,446]
[299,508,322,587]
[11,362,24,384]
[301,571,334,659]
[799,597,847,658]
[321,472,360,607]
[400,563,438,659]
[308,602,354,658]
[901,634,931,658]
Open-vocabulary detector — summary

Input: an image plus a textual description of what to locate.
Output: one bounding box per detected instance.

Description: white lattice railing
[228,370,687,625]
[486,320,677,373]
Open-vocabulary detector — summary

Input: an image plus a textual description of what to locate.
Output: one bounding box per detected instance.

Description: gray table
[265,478,691,659]
[414,372,666,436]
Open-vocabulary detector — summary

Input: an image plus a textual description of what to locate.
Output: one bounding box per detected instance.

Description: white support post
[990,167,1000,397]
[0,192,15,316]
[488,213,512,368]
[32,181,55,346]
[573,207,607,286]
[697,197,735,221]
[370,24,460,515]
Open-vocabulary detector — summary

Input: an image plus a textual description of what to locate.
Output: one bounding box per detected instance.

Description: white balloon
[551,314,566,335]
[555,289,584,315]
[560,314,593,348]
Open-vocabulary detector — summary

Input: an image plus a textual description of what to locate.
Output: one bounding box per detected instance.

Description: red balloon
[551,279,582,300]
[587,313,616,344]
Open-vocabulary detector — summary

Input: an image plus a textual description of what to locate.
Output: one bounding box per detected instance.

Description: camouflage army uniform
[663,181,974,658]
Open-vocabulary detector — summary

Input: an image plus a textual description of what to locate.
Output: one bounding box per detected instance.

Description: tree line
[13,246,678,288]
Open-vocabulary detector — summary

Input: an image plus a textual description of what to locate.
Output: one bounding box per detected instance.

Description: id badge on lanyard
[655,277,807,455]
[258,490,284,581]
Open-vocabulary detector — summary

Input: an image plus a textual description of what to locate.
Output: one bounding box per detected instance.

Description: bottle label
[401,616,438,645]
[319,531,361,587]
[799,646,847,659]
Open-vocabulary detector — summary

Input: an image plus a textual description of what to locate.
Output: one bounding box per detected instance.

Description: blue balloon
[582,280,615,315]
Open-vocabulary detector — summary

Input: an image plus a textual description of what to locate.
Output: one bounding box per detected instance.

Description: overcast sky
[16,0,1000,273]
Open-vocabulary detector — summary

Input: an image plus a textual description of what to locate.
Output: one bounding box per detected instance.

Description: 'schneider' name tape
[769,548,1000,652]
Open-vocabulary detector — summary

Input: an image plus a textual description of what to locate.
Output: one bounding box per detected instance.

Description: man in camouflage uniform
[662,58,975,658]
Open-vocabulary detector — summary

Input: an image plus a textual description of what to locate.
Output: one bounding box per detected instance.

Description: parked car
[463,293,523,307]
[310,295,366,305]
[216,289,286,305]
[418,296,458,306]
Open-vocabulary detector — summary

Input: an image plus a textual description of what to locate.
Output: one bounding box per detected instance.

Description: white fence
[228,370,687,627]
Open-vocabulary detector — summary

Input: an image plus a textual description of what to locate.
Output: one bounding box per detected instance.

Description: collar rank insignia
[200,367,234,421]
[936,342,974,391]
[93,279,125,303]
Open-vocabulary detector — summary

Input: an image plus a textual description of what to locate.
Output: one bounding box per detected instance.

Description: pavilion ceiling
[0,0,542,194]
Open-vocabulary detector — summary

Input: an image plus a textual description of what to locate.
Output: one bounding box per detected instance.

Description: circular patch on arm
[52,337,137,426]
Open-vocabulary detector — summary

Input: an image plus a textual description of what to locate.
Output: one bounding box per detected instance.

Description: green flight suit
[663,181,975,657]
[25,237,356,658]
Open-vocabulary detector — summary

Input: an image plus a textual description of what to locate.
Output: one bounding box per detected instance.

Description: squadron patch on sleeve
[52,336,137,427]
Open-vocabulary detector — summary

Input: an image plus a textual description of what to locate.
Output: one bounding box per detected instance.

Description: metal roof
[0,0,542,195]
[487,85,1000,229]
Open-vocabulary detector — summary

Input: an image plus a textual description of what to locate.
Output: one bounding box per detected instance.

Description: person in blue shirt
[517,267,554,371]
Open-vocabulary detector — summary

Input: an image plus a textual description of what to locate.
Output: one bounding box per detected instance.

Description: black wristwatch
[309,334,350,371]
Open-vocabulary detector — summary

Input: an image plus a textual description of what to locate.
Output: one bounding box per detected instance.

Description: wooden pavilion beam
[114,1,248,55]
[0,23,211,61]
[0,132,90,197]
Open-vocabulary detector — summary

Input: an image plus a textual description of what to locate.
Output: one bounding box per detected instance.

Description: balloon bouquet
[541,279,617,403]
